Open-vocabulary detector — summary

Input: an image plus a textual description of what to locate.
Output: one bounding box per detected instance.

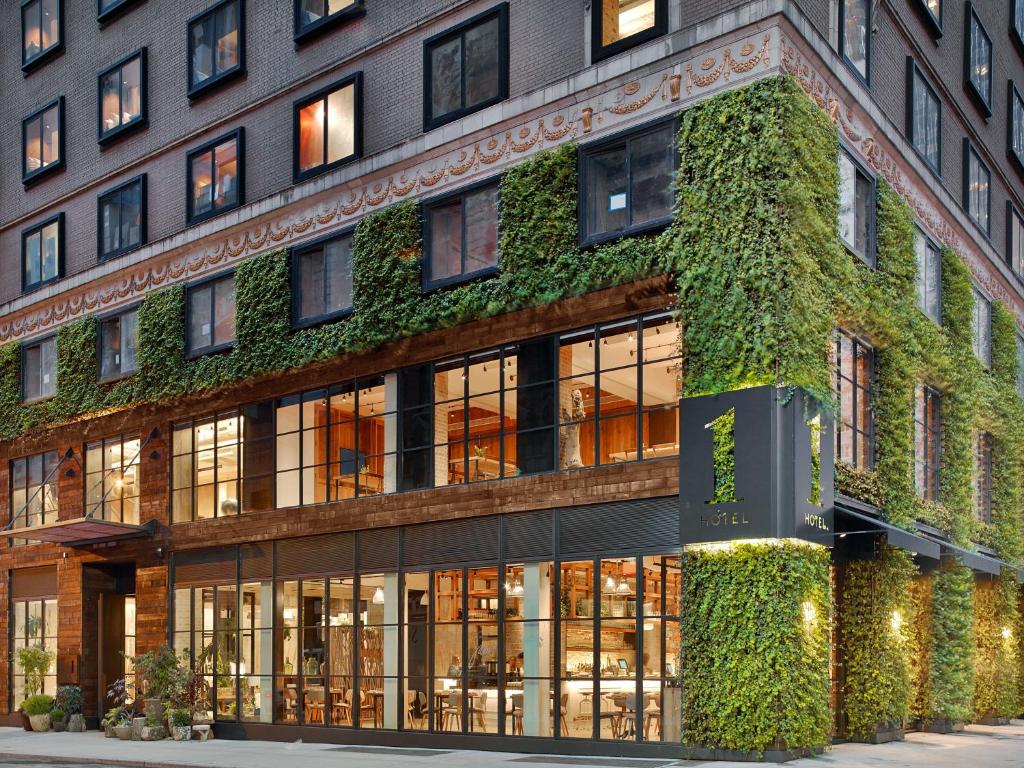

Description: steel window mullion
[590,558,599,739]
[635,319,643,459]
[322,95,329,168]
[461,567,469,733]
[634,553,643,742]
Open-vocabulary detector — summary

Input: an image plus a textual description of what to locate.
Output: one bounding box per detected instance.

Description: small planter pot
[28,714,51,733]
[51,718,66,732]
[104,723,118,738]
[67,713,85,733]
[114,724,133,740]
[145,698,165,723]
[173,725,192,742]
[131,716,146,741]
[19,709,32,732]
[141,725,167,741]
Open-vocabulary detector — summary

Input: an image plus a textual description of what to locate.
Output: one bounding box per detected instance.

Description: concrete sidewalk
[0,721,1022,768]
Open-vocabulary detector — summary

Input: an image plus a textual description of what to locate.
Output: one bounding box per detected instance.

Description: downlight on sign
[678,386,834,546]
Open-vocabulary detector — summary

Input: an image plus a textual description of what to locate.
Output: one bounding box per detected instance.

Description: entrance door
[83,563,136,718]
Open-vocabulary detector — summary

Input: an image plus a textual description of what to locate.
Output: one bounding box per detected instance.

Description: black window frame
[972,283,992,368]
[590,0,668,63]
[1012,0,1024,58]
[974,430,992,523]
[185,127,245,225]
[1008,81,1024,177]
[962,138,992,238]
[290,227,357,329]
[97,0,145,26]
[293,0,365,45]
[838,0,871,85]
[915,384,942,502]
[97,174,147,262]
[21,0,64,73]
[422,177,502,292]
[21,212,64,294]
[964,2,993,118]
[915,226,943,323]
[292,72,363,183]
[422,3,509,132]
[97,303,140,383]
[834,329,876,471]
[1008,200,1024,277]
[97,48,148,145]
[838,146,877,267]
[914,0,943,37]
[185,270,237,358]
[906,57,942,175]
[187,0,246,101]
[577,116,678,249]
[21,97,64,185]
[21,334,57,404]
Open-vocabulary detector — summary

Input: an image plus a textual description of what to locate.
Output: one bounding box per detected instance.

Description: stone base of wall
[686,746,825,763]
[912,719,965,734]
[976,716,1011,726]
[849,724,905,744]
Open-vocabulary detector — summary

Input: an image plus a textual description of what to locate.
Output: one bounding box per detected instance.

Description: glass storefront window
[84,435,141,524]
[9,598,57,705]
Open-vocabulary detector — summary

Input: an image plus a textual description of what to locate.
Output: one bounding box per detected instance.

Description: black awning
[835,503,941,560]
[939,541,1003,576]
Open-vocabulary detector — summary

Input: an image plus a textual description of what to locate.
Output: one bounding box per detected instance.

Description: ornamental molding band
[780,34,1023,325]
[0,27,779,346]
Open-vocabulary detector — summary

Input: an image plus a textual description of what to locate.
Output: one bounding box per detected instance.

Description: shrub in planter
[16,646,55,701]
[50,708,66,732]
[169,708,192,742]
[54,685,83,716]
[22,694,53,732]
[141,712,167,741]
[101,707,123,738]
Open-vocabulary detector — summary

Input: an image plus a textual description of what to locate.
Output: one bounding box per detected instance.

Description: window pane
[429,37,461,120]
[324,236,353,314]
[191,150,214,215]
[121,309,138,374]
[121,56,142,124]
[586,146,628,238]
[23,346,40,401]
[970,16,991,103]
[215,2,240,75]
[843,0,868,78]
[1013,91,1024,158]
[213,277,236,346]
[101,195,120,255]
[24,118,42,174]
[24,232,41,287]
[600,0,656,45]
[326,84,355,164]
[630,127,674,226]
[23,2,40,60]
[912,70,939,167]
[298,249,325,320]
[41,0,58,53]
[463,186,498,273]
[298,100,324,173]
[39,339,55,399]
[463,17,500,108]
[41,222,59,282]
[41,106,59,167]
[120,183,142,251]
[101,70,120,134]
[968,150,989,231]
[100,317,122,380]
[191,17,213,86]
[214,139,238,210]
[429,201,462,282]
[854,168,870,257]
[190,284,213,350]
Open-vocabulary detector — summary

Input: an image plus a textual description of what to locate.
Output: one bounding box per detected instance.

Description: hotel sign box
[678,386,835,546]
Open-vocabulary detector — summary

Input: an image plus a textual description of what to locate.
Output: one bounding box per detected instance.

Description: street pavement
[0,720,1022,767]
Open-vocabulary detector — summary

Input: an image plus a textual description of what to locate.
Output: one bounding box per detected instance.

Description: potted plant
[50,708,66,732]
[131,646,186,724]
[55,685,85,733]
[104,678,138,740]
[15,644,55,731]
[22,694,54,732]
[141,712,167,741]
[101,707,123,738]
[169,708,192,742]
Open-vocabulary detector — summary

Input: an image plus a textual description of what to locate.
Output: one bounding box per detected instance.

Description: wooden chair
[305,689,325,724]
[507,693,524,736]
[280,688,298,723]
[331,688,350,725]
[551,692,569,736]
[643,693,661,739]
[441,692,461,731]
[469,690,489,731]
[406,690,426,729]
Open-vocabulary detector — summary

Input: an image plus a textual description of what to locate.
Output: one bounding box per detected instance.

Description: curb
[0,751,219,768]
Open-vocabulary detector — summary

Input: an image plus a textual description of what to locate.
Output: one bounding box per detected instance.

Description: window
[292,232,354,326]
[188,0,244,98]
[22,98,63,183]
[423,4,508,131]
[22,337,56,402]
[98,0,143,24]
[915,0,941,35]
[84,435,141,523]
[963,141,990,235]
[973,431,992,523]
[22,0,62,71]
[424,181,499,289]
[187,129,243,224]
[964,4,992,116]
[580,120,676,247]
[187,273,236,356]
[1010,83,1024,173]
[839,0,870,82]
[10,598,57,705]
[907,59,940,171]
[1008,202,1024,276]
[99,307,139,381]
[293,74,361,182]
[838,150,874,265]
[9,451,59,530]
[914,385,940,501]
[1017,334,1024,401]
[98,175,146,260]
[98,50,146,143]
[22,214,62,292]
[1015,0,1024,52]
[972,285,991,367]
[294,0,364,42]
[834,331,873,470]
[591,0,667,62]
[915,228,941,322]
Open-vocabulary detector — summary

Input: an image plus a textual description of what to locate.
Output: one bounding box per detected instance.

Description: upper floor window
[972,285,991,368]
[22,0,62,71]
[1010,83,1024,172]
[292,231,354,327]
[22,98,63,184]
[1015,0,1024,51]
[294,0,364,43]
[172,409,254,522]
[916,0,942,35]
[838,149,874,266]
[22,214,62,292]
[85,435,141,524]
[915,228,941,323]
[1017,334,1024,401]
[22,336,56,402]
[99,307,139,381]
[98,49,146,143]
[294,74,361,182]
[187,272,236,356]
[187,129,243,224]
[592,0,667,62]
[99,175,146,261]
[580,120,675,247]
[188,0,244,98]
[9,451,59,530]
[914,384,940,501]
[834,330,874,470]
[973,431,992,523]
[963,141,990,235]
[964,4,992,116]
[424,181,499,290]
[907,59,940,171]
[839,0,870,82]
[423,4,508,131]
[1008,202,1024,277]
[98,0,143,24]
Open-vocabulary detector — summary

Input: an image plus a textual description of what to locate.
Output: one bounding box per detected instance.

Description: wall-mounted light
[890,610,903,633]
[1002,627,1013,641]
[801,601,817,625]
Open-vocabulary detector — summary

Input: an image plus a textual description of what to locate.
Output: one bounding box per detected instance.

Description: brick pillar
[135,562,168,654]
[139,422,168,526]
[56,558,83,688]
[0,569,9,716]
[58,445,84,521]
